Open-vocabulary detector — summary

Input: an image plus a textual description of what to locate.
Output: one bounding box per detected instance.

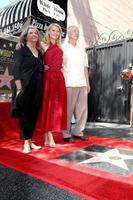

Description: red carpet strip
[0,102,133,199]
[0,136,133,200]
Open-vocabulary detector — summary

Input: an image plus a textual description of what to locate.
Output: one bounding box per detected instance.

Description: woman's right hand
[15,80,22,96]
[15,42,23,50]
[16,89,21,96]
[44,65,49,70]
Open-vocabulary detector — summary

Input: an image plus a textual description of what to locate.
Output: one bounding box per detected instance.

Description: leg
[44,132,49,146]
[15,71,43,154]
[19,114,31,153]
[19,113,41,153]
[62,87,78,139]
[73,87,88,136]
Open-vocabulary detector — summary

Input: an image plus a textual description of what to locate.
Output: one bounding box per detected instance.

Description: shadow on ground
[85,122,133,141]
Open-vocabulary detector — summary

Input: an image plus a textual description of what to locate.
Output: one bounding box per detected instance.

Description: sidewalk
[85,122,133,140]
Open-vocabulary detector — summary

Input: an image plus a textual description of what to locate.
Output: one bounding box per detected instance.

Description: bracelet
[17,88,21,91]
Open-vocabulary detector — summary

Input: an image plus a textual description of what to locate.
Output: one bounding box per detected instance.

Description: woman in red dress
[40,23,67,147]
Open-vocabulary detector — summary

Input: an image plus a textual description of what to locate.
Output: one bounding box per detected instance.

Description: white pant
[63,87,88,138]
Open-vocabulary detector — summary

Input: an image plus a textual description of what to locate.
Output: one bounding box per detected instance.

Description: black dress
[11,45,44,140]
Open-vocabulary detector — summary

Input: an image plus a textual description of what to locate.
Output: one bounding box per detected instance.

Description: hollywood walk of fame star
[79,148,133,170]
[9,43,13,47]
[0,67,13,89]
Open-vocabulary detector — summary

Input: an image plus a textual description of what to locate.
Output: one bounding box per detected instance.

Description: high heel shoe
[44,133,49,146]
[30,143,42,150]
[48,132,56,147]
[44,132,56,147]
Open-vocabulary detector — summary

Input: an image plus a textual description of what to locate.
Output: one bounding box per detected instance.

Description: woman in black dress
[12,26,44,153]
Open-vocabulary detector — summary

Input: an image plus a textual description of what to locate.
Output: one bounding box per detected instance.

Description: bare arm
[40,41,49,70]
[40,41,48,52]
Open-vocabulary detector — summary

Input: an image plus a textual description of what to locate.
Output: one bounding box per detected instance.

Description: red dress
[41,44,67,132]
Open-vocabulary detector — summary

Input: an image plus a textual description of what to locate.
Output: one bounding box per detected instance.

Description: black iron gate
[86,38,133,123]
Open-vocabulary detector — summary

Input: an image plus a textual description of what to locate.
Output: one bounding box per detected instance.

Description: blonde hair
[19,25,41,49]
[43,23,62,46]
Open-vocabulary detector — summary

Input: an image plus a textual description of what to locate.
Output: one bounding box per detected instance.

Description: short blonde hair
[43,23,62,46]
[19,25,41,49]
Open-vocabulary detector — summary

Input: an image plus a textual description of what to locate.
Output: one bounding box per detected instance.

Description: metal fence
[86,33,133,123]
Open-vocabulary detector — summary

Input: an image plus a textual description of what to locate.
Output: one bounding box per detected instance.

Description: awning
[0,0,67,36]
[0,0,32,28]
